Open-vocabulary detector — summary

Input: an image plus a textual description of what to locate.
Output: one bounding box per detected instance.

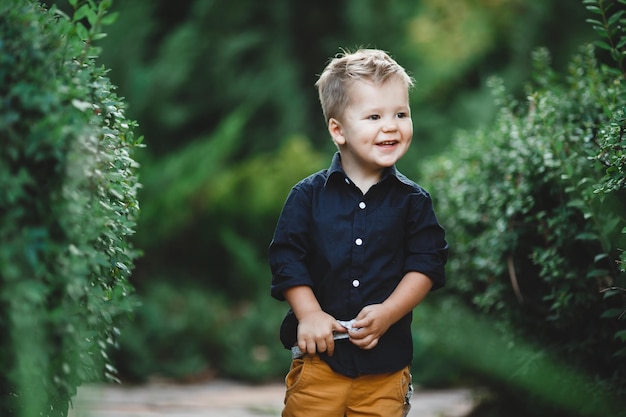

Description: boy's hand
[297,310,347,356]
[349,271,434,350]
[349,304,394,350]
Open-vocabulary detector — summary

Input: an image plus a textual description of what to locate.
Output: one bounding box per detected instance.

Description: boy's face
[329,77,412,178]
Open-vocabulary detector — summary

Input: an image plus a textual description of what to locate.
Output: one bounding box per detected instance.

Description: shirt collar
[324,152,409,187]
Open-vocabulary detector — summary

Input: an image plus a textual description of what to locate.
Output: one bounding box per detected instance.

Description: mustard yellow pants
[282,354,412,417]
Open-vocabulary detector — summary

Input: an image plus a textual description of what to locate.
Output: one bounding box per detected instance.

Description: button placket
[349,197,366,309]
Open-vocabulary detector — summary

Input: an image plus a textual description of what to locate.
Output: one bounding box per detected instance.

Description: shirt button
[344,177,350,184]
[359,201,366,209]
[355,238,363,246]
[352,279,360,288]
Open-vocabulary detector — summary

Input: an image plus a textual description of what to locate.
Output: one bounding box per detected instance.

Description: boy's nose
[382,120,398,132]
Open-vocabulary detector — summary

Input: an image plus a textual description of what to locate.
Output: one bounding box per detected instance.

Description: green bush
[116,136,325,382]
[422,0,626,413]
[0,1,141,416]
[416,297,624,417]
[112,281,230,381]
[112,278,292,383]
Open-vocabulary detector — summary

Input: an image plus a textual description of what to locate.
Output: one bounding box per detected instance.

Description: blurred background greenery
[53,0,625,415]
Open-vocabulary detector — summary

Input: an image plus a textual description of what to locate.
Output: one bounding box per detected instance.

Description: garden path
[68,379,476,417]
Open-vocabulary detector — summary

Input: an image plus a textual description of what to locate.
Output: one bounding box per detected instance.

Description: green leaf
[101,11,119,26]
[601,308,625,318]
[99,0,113,12]
[594,40,613,51]
[593,26,609,37]
[602,288,624,299]
[585,5,602,14]
[567,199,585,209]
[75,22,89,41]
[608,10,624,26]
[85,7,99,27]
[585,18,603,26]
[585,268,609,278]
[615,330,626,342]
[73,4,90,22]
[594,253,609,263]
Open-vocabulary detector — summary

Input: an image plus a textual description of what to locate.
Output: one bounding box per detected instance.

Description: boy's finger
[363,338,379,350]
[347,327,367,341]
[333,321,349,332]
[326,337,335,356]
[306,340,318,355]
[351,317,370,329]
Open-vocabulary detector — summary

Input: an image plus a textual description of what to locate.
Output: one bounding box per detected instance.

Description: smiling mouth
[378,141,399,146]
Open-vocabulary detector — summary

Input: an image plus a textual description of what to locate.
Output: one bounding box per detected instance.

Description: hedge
[423,0,626,413]
[0,1,141,416]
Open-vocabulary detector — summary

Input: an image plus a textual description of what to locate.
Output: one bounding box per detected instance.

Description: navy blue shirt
[269,153,448,377]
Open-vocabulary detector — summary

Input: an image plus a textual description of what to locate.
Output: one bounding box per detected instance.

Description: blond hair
[315,48,414,123]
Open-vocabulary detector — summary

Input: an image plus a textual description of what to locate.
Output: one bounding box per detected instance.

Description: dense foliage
[0,1,141,416]
[423,0,626,414]
[113,137,326,381]
[95,0,592,162]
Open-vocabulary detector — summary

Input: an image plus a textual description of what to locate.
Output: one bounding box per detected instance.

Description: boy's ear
[328,118,346,146]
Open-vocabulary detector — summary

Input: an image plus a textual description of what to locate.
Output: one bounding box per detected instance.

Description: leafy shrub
[112,281,229,381]
[0,1,141,416]
[422,0,626,413]
[415,298,623,416]
[113,279,290,383]
[116,136,325,382]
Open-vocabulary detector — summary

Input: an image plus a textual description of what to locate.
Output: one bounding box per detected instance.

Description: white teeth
[380,141,397,145]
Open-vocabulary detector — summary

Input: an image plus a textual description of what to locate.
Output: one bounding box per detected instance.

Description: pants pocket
[401,368,413,417]
[285,357,306,393]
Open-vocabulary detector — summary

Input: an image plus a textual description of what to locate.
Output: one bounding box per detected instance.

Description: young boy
[268,48,448,417]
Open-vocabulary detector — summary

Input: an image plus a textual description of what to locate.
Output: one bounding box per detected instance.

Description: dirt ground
[68,379,476,417]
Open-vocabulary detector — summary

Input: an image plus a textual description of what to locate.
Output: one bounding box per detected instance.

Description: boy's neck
[341,163,384,195]
[353,177,379,194]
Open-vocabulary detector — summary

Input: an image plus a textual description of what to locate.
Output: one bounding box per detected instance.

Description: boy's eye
[368,115,380,120]
[396,112,408,119]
